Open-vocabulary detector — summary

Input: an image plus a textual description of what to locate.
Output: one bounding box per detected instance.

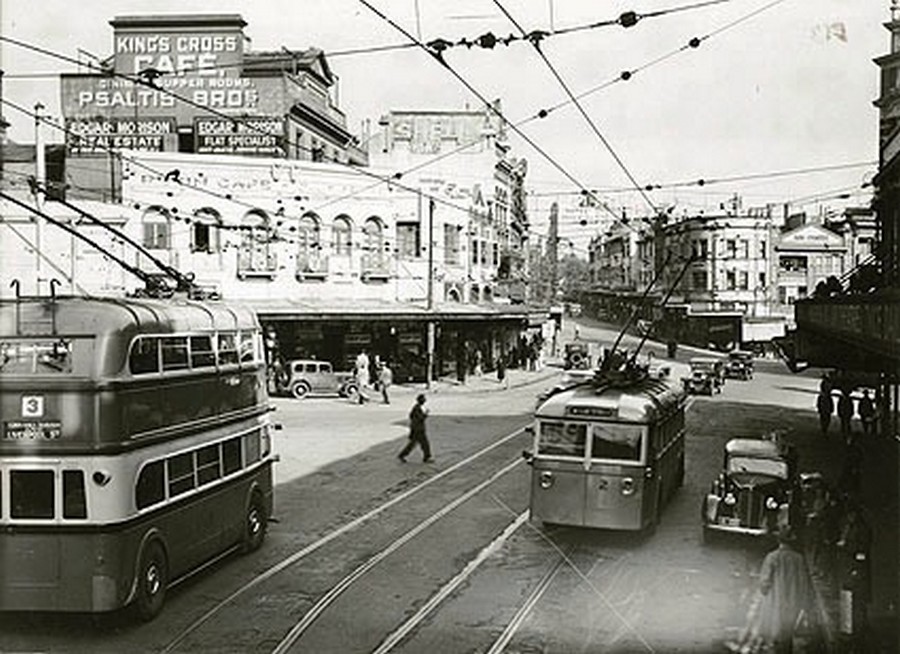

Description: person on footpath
[755,527,817,654]
[398,393,432,463]
[355,349,370,404]
[837,390,855,442]
[496,351,508,390]
[857,389,876,436]
[816,389,834,436]
[379,361,393,405]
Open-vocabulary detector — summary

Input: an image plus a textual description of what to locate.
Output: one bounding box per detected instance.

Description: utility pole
[34,102,45,295]
[547,201,559,304]
[426,196,435,389]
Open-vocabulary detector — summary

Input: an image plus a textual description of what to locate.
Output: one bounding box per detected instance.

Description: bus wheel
[241,492,267,554]
[291,382,310,399]
[135,541,167,621]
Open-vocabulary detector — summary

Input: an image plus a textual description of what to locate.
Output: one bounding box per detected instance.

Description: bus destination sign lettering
[566,406,617,418]
[4,420,63,440]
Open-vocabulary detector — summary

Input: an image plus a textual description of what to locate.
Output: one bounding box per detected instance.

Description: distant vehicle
[701,438,797,543]
[723,350,754,380]
[279,359,359,399]
[564,342,591,370]
[682,357,724,395]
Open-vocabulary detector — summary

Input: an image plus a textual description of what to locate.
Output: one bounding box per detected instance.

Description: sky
[0,0,889,247]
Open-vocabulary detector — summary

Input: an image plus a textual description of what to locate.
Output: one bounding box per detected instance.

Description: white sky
[0,0,888,245]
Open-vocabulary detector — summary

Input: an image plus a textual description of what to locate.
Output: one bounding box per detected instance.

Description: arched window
[191,207,222,254]
[446,286,462,303]
[238,209,274,273]
[483,286,493,303]
[332,215,352,256]
[362,217,385,271]
[142,206,171,250]
[297,212,323,273]
[470,284,480,303]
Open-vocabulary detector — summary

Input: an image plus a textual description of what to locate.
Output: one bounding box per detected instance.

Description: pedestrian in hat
[398,394,432,463]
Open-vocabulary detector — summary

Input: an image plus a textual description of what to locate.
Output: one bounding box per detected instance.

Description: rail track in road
[162,425,534,654]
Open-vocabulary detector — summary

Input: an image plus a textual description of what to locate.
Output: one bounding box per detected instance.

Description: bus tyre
[135,541,167,621]
[291,382,310,399]
[241,492,267,554]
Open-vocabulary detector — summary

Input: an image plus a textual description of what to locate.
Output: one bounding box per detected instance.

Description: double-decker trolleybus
[0,293,276,619]
[525,361,687,531]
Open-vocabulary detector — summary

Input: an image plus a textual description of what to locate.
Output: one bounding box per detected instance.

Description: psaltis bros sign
[60,16,284,156]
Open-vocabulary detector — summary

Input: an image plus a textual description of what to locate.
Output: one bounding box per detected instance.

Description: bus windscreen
[590,423,643,461]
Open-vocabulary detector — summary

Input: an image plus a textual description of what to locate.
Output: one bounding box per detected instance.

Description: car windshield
[727,456,788,479]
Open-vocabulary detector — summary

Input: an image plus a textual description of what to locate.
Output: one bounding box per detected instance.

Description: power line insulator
[688,37,701,48]
[621,70,632,81]
[476,32,497,49]
[619,11,639,28]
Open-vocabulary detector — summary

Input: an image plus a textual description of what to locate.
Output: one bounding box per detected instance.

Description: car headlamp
[765,496,779,510]
[724,493,737,506]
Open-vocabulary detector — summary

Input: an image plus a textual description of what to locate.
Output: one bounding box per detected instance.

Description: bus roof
[535,377,685,422]
[0,296,259,338]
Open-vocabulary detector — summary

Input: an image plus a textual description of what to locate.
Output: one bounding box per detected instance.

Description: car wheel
[134,540,167,621]
[291,382,310,399]
[241,492,267,554]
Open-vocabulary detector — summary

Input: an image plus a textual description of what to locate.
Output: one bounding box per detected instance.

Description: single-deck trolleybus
[525,363,687,531]
[0,294,276,619]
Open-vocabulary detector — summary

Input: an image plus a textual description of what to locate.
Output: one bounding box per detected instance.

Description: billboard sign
[65,117,177,154]
[194,116,285,156]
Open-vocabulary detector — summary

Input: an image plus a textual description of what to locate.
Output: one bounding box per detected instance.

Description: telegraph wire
[492,0,659,218]
[356,0,629,232]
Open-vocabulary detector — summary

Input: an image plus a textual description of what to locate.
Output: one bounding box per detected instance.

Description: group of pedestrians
[815,381,878,442]
[353,349,393,405]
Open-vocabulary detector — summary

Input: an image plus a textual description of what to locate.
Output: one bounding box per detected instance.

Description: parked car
[724,349,754,380]
[278,359,359,399]
[564,342,591,370]
[701,437,797,542]
[682,357,724,395]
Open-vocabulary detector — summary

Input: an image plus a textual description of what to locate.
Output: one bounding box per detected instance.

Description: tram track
[161,425,533,654]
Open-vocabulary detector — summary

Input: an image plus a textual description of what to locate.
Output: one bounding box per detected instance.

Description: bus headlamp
[621,477,635,496]
[539,471,554,489]
[765,496,779,510]
[92,470,112,486]
[724,493,737,506]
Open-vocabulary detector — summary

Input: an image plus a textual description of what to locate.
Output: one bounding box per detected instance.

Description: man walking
[816,390,834,436]
[837,390,854,441]
[858,389,876,436]
[757,528,816,654]
[398,394,432,463]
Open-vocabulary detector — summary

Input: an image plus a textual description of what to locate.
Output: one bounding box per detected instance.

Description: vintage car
[278,359,359,399]
[564,342,591,370]
[702,438,797,542]
[724,350,754,381]
[681,357,724,395]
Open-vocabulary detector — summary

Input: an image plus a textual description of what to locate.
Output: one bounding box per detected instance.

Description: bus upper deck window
[161,336,189,371]
[130,338,160,374]
[218,333,238,366]
[63,470,87,519]
[190,335,216,369]
[10,470,55,519]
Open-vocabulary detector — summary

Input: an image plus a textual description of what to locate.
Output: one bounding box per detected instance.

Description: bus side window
[167,452,196,497]
[161,336,189,371]
[245,431,261,464]
[196,443,222,486]
[239,331,256,363]
[130,337,160,375]
[218,333,239,366]
[63,470,87,519]
[190,335,216,369]
[10,470,55,519]
[136,461,165,509]
[222,437,242,475]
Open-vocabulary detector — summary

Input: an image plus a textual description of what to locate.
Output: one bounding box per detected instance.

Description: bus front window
[590,423,644,462]
[537,421,586,457]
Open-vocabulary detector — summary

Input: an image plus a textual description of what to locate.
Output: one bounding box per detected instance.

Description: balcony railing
[295,253,328,279]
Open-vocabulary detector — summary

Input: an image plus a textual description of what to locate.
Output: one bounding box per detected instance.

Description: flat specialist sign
[194,116,285,156]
